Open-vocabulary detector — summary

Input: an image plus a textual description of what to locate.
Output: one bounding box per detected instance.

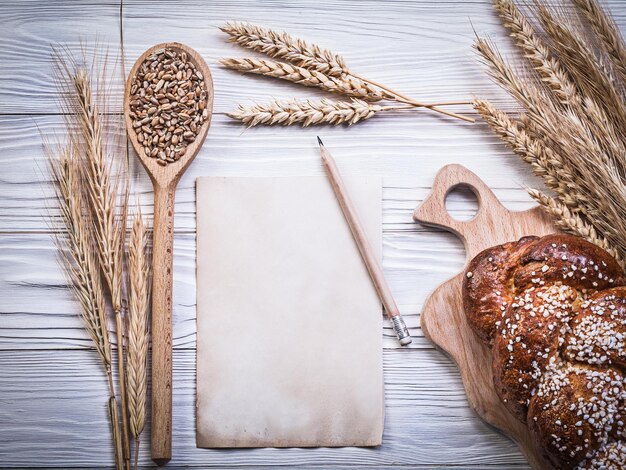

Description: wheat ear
[228,98,415,127]
[475,36,626,177]
[472,99,582,208]
[71,69,127,314]
[493,0,626,168]
[476,1,626,269]
[473,38,563,138]
[527,188,625,270]
[220,21,349,77]
[47,144,124,470]
[555,112,626,255]
[49,146,112,372]
[56,57,131,469]
[573,0,626,86]
[474,37,590,164]
[219,23,474,122]
[220,57,387,101]
[490,0,626,164]
[474,39,626,250]
[537,5,626,133]
[127,210,150,470]
[492,0,577,104]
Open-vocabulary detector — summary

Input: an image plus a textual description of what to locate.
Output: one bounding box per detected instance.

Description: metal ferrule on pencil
[391,315,411,346]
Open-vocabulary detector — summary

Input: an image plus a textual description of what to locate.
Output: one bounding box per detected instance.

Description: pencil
[318,137,412,346]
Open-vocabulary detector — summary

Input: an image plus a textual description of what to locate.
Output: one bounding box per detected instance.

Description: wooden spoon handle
[151,183,176,464]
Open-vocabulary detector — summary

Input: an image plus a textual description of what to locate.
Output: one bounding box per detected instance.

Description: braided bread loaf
[463,234,626,469]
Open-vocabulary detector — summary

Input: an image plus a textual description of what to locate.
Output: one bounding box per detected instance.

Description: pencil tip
[317,136,323,146]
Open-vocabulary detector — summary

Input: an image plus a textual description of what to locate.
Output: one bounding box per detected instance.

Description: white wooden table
[2,1,625,468]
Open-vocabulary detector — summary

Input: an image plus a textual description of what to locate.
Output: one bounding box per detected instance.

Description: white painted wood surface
[2,0,626,468]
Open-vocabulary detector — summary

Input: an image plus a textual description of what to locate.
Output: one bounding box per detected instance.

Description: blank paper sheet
[196,176,383,448]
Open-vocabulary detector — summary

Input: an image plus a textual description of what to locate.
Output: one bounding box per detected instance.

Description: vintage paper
[196,176,383,448]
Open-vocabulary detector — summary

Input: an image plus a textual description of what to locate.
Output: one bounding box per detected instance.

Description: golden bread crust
[462,234,626,469]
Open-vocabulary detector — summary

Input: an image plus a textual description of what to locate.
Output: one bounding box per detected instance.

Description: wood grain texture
[0,349,529,468]
[2,0,626,467]
[0,114,543,233]
[149,184,176,463]
[415,165,556,469]
[0,229,497,350]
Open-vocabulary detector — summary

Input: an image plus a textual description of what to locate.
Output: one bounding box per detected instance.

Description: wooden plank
[0,231,462,350]
[0,467,530,470]
[0,349,530,468]
[0,114,542,233]
[2,0,625,115]
[0,0,123,115]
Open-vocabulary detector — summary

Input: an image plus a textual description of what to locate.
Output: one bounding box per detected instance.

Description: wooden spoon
[124,42,214,465]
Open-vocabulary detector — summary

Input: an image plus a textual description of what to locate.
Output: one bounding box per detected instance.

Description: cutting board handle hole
[445,184,479,221]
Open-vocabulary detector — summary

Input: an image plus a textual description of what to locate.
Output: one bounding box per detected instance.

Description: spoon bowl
[124,42,213,185]
[124,42,214,465]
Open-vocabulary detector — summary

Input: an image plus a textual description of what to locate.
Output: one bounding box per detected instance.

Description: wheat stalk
[70,67,131,468]
[127,210,150,470]
[346,71,475,122]
[222,57,473,122]
[220,57,387,101]
[220,21,349,77]
[49,146,112,371]
[228,98,415,127]
[574,0,626,86]
[47,144,124,470]
[491,0,626,166]
[472,99,583,209]
[475,0,626,272]
[53,50,131,469]
[219,23,474,123]
[537,5,626,134]
[474,37,564,140]
[527,188,625,270]
[493,0,577,104]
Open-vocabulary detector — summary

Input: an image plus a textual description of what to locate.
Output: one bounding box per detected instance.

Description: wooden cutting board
[413,164,556,470]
